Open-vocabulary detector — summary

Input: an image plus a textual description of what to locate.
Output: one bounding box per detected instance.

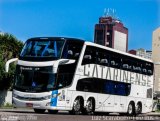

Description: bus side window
[76,78,97,92]
[82,46,97,65]
[62,40,83,61]
[96,48,110,66]
[141,61,150,75]
[100,59,108,66]
[122,57,132,71]
[104,80,115,94]
[67,50,74,59]
[83,54,92,65]
[146,63,153,75]
[132,60,142,73]
[115,82,126,96]
[126,84,131,96]
[110,56,121,69]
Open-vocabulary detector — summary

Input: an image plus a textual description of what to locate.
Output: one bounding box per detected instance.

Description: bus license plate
[26,103,33,107]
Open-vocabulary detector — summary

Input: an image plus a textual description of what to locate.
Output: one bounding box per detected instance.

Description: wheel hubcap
[136,105,141,114]
[74,100,80,112]
[87,100,93,112]
[128,104,133,114]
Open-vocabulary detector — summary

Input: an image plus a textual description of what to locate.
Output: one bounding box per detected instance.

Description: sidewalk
[0,108,33,113]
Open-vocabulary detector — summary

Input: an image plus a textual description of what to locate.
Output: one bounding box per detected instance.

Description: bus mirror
[5,58,18,72]
[84,55,91,60]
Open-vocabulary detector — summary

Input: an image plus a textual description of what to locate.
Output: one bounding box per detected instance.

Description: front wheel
[71,97,83,114]
[34,109,46,114]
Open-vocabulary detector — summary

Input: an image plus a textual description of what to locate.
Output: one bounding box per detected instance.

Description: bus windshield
[20,39,64,58]
[14,66,56,92]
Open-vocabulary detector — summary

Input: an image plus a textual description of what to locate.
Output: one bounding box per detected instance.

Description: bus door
[114,82,129,112]
[97,93,114,112]
[98,80,115,112]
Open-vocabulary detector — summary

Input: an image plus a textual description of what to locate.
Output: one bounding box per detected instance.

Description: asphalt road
[0,109,160,121]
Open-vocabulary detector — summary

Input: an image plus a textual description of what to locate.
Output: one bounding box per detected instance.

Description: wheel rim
[128,104,133,114]
[73,99,81,112]
[86,99,93,112]
[136,104,141,114]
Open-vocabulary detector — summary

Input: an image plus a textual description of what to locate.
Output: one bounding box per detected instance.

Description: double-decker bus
[6,37,154,115]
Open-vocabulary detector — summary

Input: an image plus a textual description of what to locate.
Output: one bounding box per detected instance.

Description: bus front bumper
[12,97,70,110]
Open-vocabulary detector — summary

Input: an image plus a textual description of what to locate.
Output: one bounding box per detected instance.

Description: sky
[0,0,159,50]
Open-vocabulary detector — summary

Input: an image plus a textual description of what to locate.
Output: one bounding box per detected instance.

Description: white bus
[6,37,154,115]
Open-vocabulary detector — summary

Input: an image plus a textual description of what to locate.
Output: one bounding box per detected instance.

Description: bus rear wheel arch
[70,96,84,115]
[85,97,95,115]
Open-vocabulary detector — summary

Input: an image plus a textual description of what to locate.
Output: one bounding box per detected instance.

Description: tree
[0,33,23,90]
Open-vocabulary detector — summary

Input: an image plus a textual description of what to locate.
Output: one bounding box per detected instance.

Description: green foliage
[0,102,13,108]
[5,102,13,107]
[0,33,23,90]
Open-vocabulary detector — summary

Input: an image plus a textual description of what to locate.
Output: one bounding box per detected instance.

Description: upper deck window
[20,39,64,58]
[19,37,84,61]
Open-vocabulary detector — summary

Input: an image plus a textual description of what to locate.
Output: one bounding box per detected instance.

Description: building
[128,49,152,60]
[152,27,160,93]
[136,48,152,60]
[94,16,128,52]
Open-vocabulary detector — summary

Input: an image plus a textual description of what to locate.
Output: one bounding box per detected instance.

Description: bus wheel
[127,102,135,116]
[48,110,58,114]
[72,97,83,114]
[86,98,95,115]
[136,102,142,115]
[34,109,46,113]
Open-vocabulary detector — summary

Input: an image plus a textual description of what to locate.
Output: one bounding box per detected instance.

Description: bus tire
[127,102,135,116]
[136,102,142,115]
[34,109,46,114]
[48,110,58,114]
[71,97,84,115]
[85,98,95,115]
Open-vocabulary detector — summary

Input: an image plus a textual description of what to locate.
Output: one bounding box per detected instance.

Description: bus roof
[84,41,153,63]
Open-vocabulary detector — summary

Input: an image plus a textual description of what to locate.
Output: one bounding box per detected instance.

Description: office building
[94,16,128,52]
[152,27,160,93]
[128,49,152,60]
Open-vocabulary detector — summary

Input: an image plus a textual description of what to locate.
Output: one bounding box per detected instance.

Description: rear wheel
[85,98,95,115]
[127,102,135,116]
[136,103,142,115]
[34,109,46,114]
[48,110,58,114]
